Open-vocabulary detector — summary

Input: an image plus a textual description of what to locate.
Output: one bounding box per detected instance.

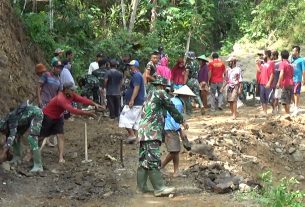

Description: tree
[129,0,139,33]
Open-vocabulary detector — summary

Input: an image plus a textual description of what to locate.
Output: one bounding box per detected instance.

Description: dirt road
[1,103,305,207]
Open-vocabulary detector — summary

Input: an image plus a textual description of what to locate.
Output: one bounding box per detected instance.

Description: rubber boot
[30,150,43,172]
[148,169,175,197]
[137,167,152,193]
[10,141,21,164]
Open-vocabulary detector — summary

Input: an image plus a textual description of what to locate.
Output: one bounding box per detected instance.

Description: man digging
[137,75,189,196]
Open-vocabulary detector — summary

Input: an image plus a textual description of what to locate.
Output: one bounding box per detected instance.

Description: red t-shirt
[208,59,226,83]
[171,65,186,85]
[259,60,275,85]
[43,92,93,119]
[280,60,294,88]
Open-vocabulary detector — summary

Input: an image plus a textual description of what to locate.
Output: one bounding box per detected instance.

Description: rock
[51,169,59,174]
[213,181,234,194]
[205,178,216,189]
[239,183,251,192]
[231,128,237,135]
[298,175,305,181]
[1,162,10,171]
[288,147,296,154]
[224,138,234,146]
[72,152,78,158]
[168,194,174,198]
[103,191,113,198]
[191,144,213,157]
[299,144,305,151]
[275,148,283,154]
[284,166,292,171]
[275,142,280,146]
[292,150,304,162]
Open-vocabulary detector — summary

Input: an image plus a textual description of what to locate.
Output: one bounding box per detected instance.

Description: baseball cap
[128,60,139,68]
[63,82,77,91]
[52,61,64,68]
[54,48,64,54]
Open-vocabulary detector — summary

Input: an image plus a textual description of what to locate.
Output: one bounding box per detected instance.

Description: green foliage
[23,12,56,57]
[15,0,305,79]
[240,171,305,207]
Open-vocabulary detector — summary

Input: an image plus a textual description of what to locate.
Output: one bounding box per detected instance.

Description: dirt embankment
[0,1,45,114]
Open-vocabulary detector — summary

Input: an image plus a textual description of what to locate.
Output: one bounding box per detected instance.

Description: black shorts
[40,115,64,137]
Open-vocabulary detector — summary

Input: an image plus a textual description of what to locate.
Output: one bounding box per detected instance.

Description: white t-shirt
[88,61,99,75]
[226,66,243,87]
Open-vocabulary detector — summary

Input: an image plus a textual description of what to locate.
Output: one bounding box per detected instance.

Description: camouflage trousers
[186,78,203,114]
[7,106,43,151]
[138,140,161,170]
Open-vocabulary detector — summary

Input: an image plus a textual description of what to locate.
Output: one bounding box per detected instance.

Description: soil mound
[0,1,45,114]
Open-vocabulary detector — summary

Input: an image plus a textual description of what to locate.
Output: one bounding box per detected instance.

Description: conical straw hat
[173,85,196,97]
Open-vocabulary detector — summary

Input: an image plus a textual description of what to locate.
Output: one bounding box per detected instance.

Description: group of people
[0,44,304,197]
[0,48,103,173]
[256,46,305,116]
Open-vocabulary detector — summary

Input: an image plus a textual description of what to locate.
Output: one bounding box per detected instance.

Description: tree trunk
[121,0,127,30]
[184,31,192,62]
[150,0,157,32]
[21,0,27,15]
[128,0,139,33]
[32,0,37,13]
[49,0,54,30]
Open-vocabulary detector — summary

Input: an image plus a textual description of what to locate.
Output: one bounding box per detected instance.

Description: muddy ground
[1,97,305,207]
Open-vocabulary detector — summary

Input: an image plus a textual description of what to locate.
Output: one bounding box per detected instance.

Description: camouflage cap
[151,75,167,86]
[185,51,196,60]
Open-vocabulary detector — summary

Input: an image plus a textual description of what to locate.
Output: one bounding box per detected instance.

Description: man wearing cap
[0,103,44,172]
[105,59,123,119]
[185,51,204,115]
[40,82,104,163]
[51,48,64,66]
[208,52,226,111]
[88,53,104,75]
[222,56,243,119]
[119,60,145,143]
[197,55,210,109]
[137,75,188,196]
[37,61,62,109]
[161,85,195,177]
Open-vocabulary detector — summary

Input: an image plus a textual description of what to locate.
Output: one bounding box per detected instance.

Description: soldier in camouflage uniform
[144,50,160,95]
[92,59,108,105]
[0,102,44,172]
[79,74,100,102]
[185,51,204,115]
[137,75,189,196]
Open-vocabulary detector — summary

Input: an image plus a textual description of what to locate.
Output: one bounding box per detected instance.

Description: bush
[240,171,305,207]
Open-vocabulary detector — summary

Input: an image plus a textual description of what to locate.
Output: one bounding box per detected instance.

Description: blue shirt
[125,71,145,105]
[290,57,305,83]
[164,97,184,131]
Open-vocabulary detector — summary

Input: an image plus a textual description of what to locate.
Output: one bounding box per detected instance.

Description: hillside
[0,1,45,114]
